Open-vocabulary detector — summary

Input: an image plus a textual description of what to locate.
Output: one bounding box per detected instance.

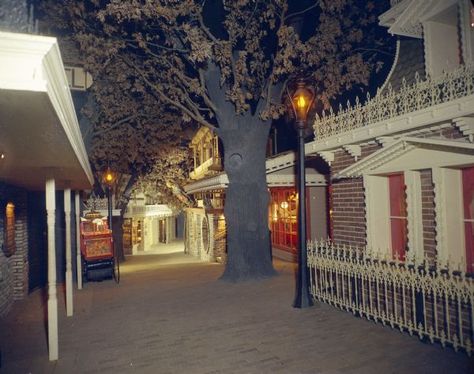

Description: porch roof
[336,137,474,178]
[184,151,327,194]
[0,32,93,191]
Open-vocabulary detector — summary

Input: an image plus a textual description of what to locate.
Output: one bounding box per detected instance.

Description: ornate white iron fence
[313,64,474,140]
[307,240,474,355]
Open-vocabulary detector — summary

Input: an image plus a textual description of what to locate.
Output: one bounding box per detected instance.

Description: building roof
[184,151,327,194]
[382,37,426,93]
[336,137,474,178]
[0,31,93,190]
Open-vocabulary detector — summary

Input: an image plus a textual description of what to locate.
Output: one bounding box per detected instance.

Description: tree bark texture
[205,64,276,281]
[219,119,276,281]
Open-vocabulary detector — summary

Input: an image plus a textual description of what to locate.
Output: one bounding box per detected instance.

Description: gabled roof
[379,0,457,38]
[336,137,474,178]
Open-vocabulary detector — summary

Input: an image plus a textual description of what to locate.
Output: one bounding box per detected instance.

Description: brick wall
[212,214,227,263]
[10,202,28,300]
[330,143,382,247]
[0,183,29,316]
[0,221,13,317]
[420,169,437,263]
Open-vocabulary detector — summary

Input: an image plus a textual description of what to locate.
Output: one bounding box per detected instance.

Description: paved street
[0,243,472,374]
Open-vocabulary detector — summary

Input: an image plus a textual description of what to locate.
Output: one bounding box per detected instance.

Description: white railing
[313,64,474,140]
[126,204,173,217]
[190,158,214,180]
[307,240,474,356]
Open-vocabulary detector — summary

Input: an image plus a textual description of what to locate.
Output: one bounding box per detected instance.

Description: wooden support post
[46,178,58,361]
[64,188,73,316]
[75,191,82,290]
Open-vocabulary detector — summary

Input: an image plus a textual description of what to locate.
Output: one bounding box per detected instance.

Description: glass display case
[80,210,114,281]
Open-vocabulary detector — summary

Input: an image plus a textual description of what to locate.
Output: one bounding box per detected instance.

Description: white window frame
[364,170,424,263]
[432,167,465,270]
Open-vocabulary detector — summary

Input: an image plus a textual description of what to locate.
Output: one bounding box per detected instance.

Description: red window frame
[388,174,407,261]
[462,167,474,273]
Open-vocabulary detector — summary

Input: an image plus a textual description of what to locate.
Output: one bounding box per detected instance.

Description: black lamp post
[103,167,116,231]
[288,79,315,309]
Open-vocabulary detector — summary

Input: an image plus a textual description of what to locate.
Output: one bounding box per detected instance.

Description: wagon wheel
[113,242,120,284]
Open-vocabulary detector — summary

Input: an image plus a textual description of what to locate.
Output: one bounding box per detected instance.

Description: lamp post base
[293,292,314,309]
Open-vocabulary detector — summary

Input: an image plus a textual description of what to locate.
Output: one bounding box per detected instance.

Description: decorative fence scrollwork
[307,240,474,356]
[313,64,474,140]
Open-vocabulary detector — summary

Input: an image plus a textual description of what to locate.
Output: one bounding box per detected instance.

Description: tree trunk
[219,119,276,281]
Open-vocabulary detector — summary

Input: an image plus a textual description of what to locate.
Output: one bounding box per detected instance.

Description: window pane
[462,167,474,220]
[268,187,297,250]
[389,174,406,217]
[465,222,474,273]
[389,174,407,261]
[391,217,407,261]
[462,167,474,273]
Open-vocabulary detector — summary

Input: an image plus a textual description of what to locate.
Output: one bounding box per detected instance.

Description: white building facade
[305,0,474,355]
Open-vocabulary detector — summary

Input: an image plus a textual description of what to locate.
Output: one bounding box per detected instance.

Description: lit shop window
[269,188,298,251]
[3,202,16,257]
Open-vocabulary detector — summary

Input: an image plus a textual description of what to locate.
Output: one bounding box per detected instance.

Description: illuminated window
[269,188,297,252]
[3,202,16,257]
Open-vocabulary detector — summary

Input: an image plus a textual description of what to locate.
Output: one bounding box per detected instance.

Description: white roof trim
[0,31,93,187]
[184,173,228,194]
[307,94,474,155]
[185,151,329,193]
[379,0,427,38]
[265,151,295,172]
[336,137,474,178]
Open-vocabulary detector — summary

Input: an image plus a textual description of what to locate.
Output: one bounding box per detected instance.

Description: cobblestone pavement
[1,248,473,374]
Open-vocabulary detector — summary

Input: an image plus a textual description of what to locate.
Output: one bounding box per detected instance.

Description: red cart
[80,211,118,282]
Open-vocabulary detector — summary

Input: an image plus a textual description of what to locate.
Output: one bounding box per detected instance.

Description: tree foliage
[41,0,393,280]
[43,0,391,130]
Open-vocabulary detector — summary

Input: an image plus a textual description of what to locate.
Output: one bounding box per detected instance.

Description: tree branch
[120,56,216,130]
[284,1,320,22]
[93,113,153,136]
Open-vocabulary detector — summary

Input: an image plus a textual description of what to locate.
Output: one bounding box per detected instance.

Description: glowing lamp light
[280,201,289,209]
[297,95,306,109]
[289,80,315,124]
[103,167,116,187]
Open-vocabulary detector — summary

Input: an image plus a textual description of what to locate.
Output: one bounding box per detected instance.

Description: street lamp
[102,167,116,231]
[288,79,315,309]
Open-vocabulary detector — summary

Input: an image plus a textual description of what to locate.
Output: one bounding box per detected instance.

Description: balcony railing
[307,240,474,356]
[126,204,172,217]
[190,157,222,180]
[313,64,474,140]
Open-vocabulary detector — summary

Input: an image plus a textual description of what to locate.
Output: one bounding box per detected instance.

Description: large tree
[76,54,194,210]
[43,0,392,281]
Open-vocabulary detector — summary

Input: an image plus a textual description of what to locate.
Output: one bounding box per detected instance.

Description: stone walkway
[0,246,472,373]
